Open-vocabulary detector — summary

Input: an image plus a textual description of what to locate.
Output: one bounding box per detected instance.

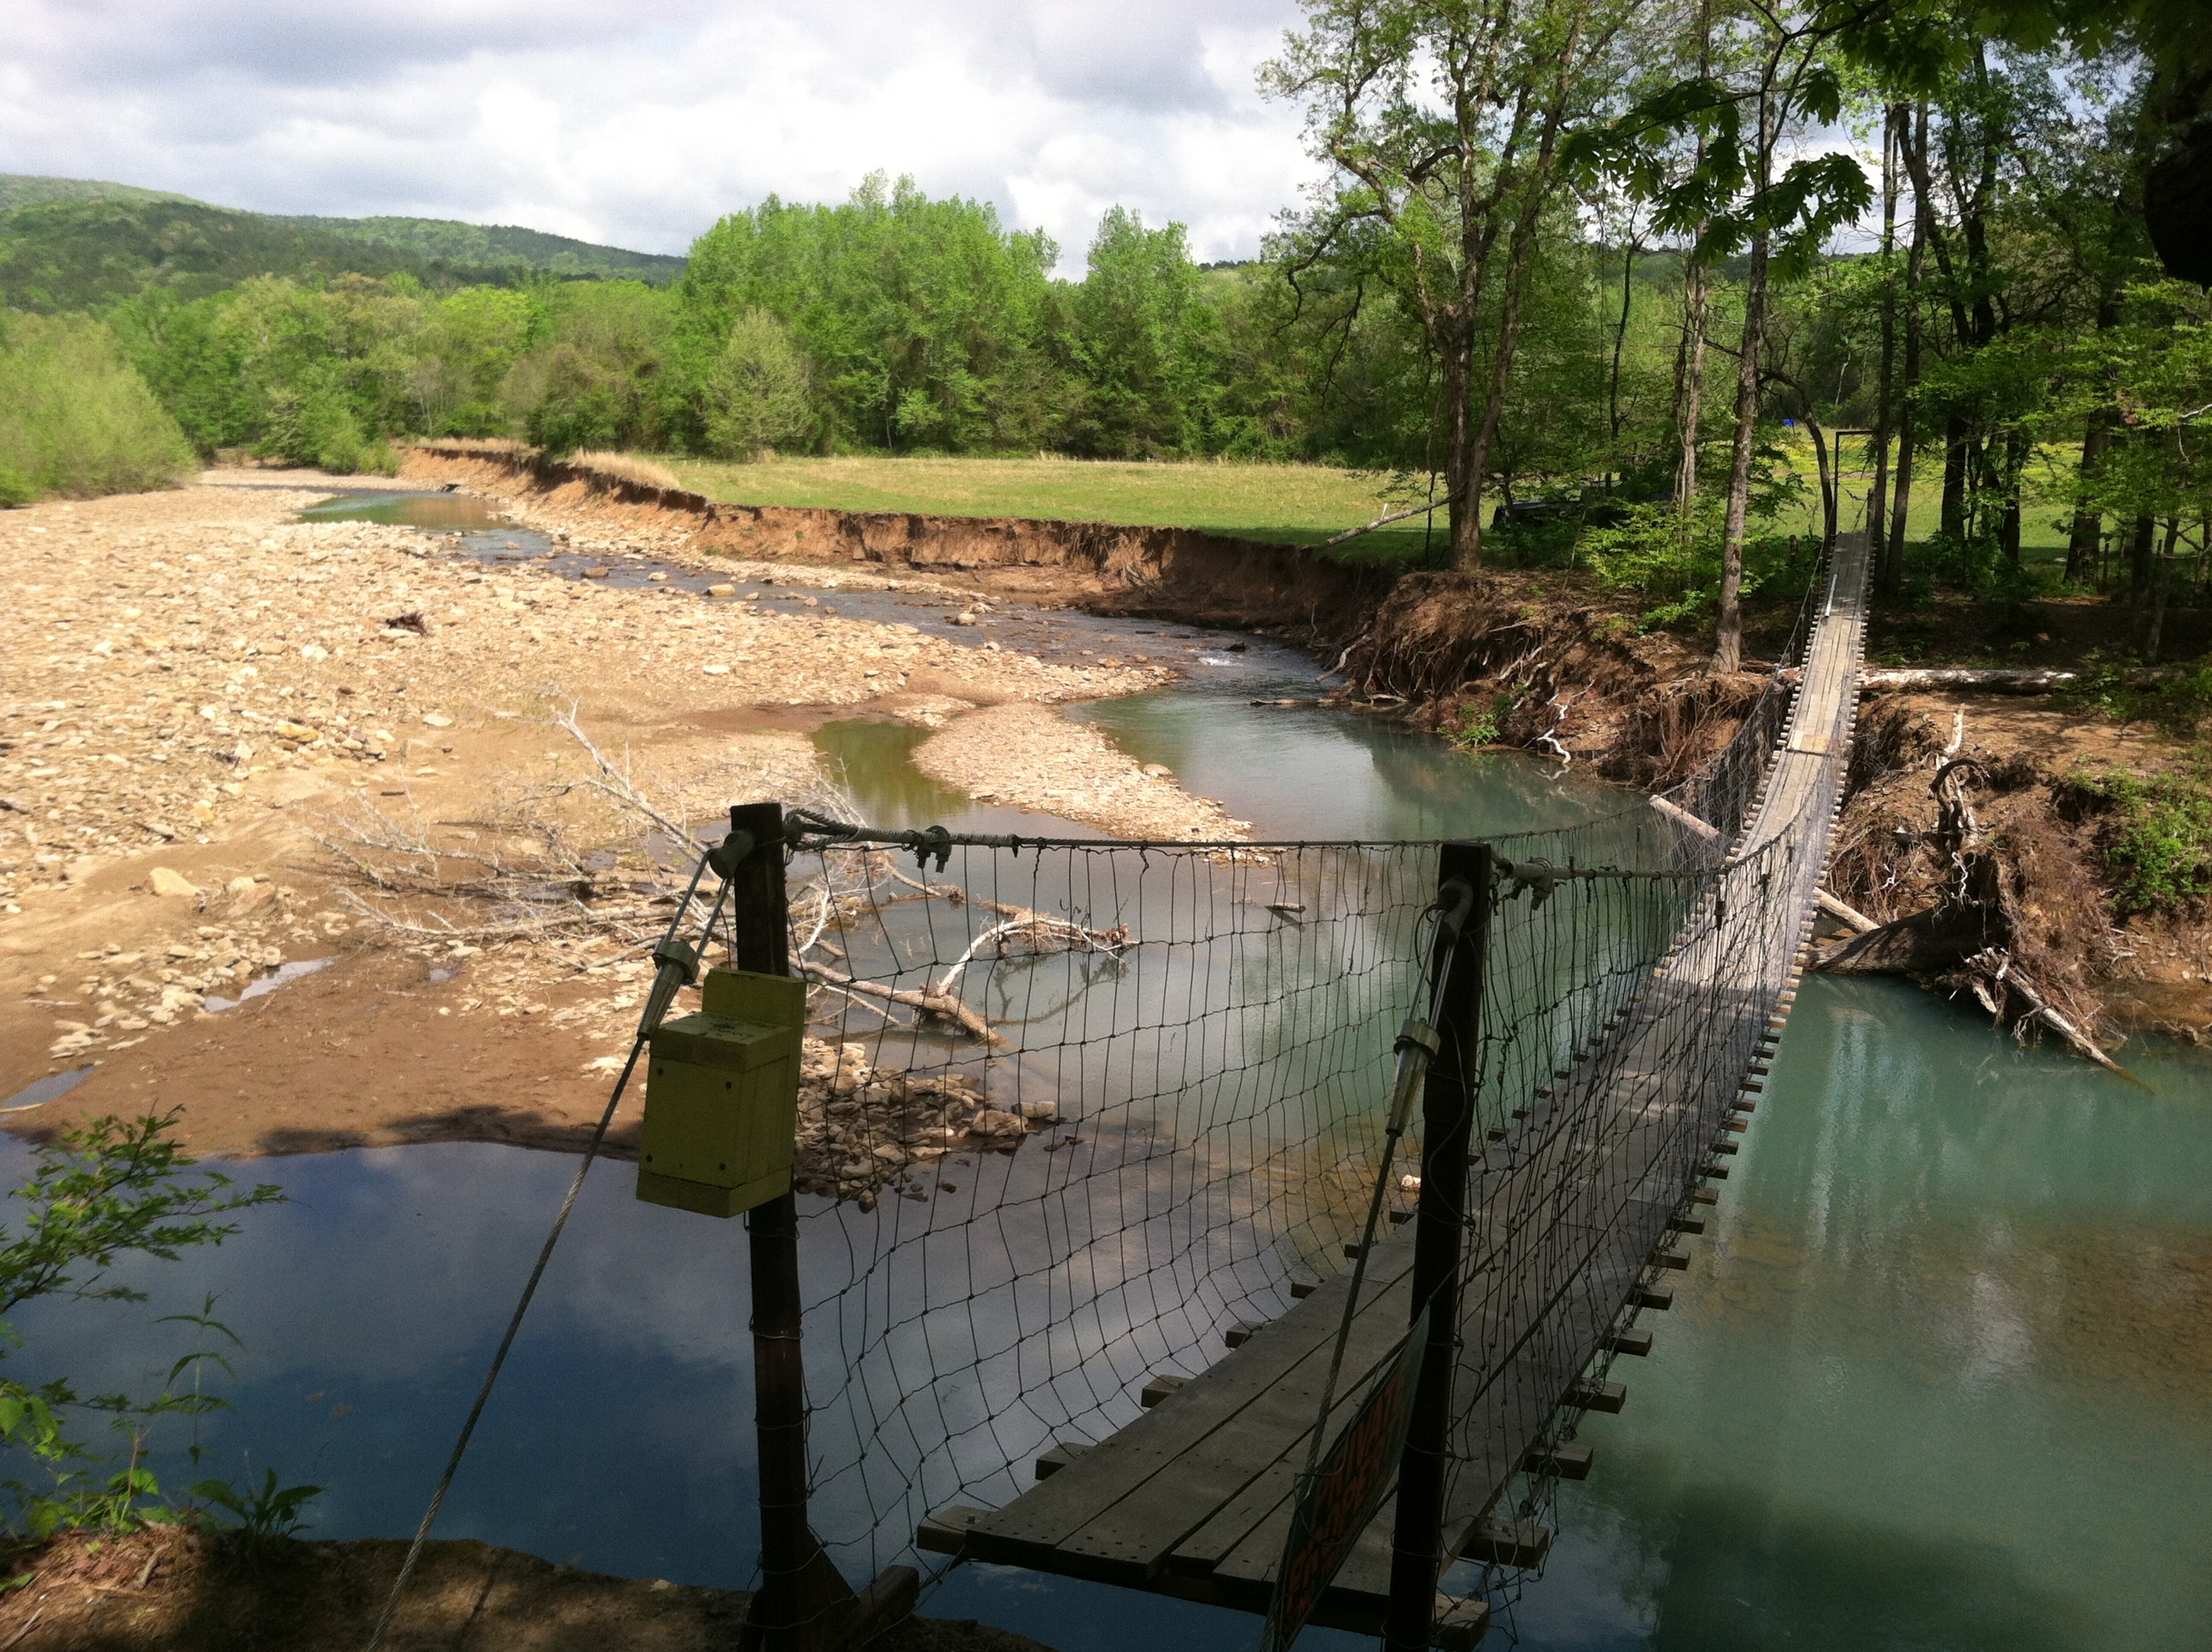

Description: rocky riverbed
[0,474,1250,1158]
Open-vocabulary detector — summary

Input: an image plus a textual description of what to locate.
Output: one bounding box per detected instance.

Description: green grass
[658,454,1463,562]
[2064,768,2212,913]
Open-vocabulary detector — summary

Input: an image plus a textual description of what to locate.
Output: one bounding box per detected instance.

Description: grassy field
[657,455,1452,563]
[653,445,2088,572]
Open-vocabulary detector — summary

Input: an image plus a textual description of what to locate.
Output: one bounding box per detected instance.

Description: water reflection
[1514,974,2212,1652]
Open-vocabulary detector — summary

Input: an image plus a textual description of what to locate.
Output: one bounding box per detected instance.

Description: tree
[1065,208,1215,457]
[1575,0,1880,666]
[1264,0,1648,571]
[700,307,816,457]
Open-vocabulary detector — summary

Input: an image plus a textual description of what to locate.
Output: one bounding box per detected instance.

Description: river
[7,492,2205,1652]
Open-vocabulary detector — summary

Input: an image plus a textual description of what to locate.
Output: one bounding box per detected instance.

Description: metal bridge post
[731,801,890,1652]
[1384,841,1492,1651]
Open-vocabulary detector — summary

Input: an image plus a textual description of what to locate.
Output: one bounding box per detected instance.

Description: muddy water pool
[11,492,2203,1650]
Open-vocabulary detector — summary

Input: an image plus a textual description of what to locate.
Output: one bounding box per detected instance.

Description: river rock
[970,1108,1027,1137]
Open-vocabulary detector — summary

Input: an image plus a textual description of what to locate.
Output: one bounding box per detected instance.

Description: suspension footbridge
[901,534,1869,1643]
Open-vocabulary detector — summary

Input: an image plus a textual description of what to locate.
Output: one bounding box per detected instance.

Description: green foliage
[189,1469,324,1542]
[700,308,816,457]
[0,1111,291,1539]
[2067,768,2212,912]
[1575,452,1804,627]
[1453,693,1520,747]
[679,173,1064,454]
[504,280,675,453]
[1065,208,1220,458]
[0,311,195,501]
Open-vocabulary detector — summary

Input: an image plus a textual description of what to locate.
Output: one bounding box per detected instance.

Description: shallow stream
[13,487,2201,1650]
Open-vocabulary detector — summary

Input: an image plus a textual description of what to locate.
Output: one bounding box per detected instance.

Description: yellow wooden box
[637,968,806,1218]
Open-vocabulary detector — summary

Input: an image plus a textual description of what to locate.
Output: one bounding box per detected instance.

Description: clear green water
[1498,974,2212,1651]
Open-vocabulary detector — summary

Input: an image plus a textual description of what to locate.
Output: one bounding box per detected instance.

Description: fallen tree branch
[795,958,1007,1045]
[1318,490,1463,550]
[1963,947,2138,1082]
[1649,794,1720,840]
[1858,667,2181,694]
[1816,889,1879,933]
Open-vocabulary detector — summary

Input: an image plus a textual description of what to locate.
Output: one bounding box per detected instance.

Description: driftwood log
[1856,667,2175,694]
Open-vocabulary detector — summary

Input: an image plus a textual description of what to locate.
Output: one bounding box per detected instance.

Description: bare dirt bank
[399,444,1397,642]
[0,1527,1047,1652]
[1817,691,2212,1042]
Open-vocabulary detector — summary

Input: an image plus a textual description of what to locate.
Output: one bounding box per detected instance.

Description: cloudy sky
[3,0,1322,271]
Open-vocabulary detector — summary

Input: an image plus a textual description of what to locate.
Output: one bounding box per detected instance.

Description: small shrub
[2065,769,2212,913]
[0,312,196,501]
[1454,693,1519,748]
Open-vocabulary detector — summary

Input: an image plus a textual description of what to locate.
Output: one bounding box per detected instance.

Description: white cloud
[1,0,1322,271]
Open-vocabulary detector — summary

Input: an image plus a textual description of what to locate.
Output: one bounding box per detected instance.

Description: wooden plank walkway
[920,537,1871,1645]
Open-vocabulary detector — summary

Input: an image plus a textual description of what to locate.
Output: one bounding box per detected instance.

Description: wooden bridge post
[730,801,881,1652]
[1384,841,1493,1651]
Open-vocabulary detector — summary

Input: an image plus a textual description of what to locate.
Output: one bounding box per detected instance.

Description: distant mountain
[0,176,685,312]
[280,215,684,283]
[0,200,473,311]
[0,174,208,212]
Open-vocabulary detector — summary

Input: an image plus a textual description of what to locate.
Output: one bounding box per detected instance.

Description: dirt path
[0,1527,1050,1652]
[0,476,1249,1156]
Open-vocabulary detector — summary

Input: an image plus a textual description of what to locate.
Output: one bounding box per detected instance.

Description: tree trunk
[1443,317,1480,569]
[1458,171,1559,574]
[1717,197,1773,673]
[1885,106,1929,593]
[2145,517,2178,663]
[1869,103,1901,587]
[1674,260,1708,522]
[1807,415,1837,554]
[1609,240,1637,460]
[2129,513,2157,634]
[1941,413,1969,541]
[2066,416,2111,582]
[1996,430,2027,567]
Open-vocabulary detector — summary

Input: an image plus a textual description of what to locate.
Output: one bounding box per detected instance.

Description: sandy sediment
[913,703,1250,841]
[0,476,1256,1154]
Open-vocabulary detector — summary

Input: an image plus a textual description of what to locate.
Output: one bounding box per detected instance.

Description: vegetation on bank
[0,1111,313,1542]
[0,311,195,503]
